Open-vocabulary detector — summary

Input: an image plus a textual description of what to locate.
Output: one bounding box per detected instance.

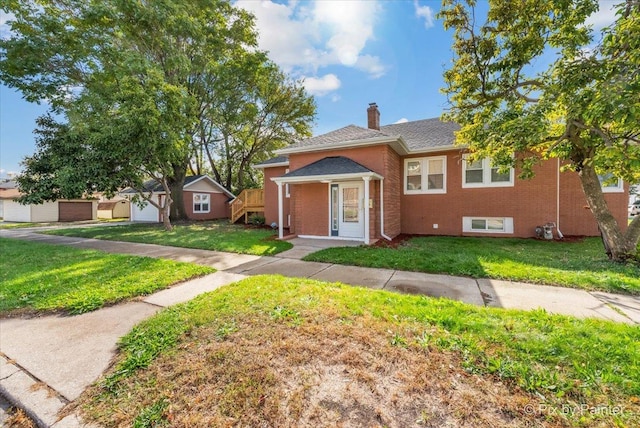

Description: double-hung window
[404,156,447,194]
[193,193,210,213]
[462,156,514,188]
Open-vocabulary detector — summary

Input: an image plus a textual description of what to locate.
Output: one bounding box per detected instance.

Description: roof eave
[276,136,410,156]
[252,161,290,169]
[407,144,459,154]
[272,171,383,184]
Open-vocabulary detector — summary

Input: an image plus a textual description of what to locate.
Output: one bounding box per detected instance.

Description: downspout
[556,158,564,239]
[277,182,284,240]
[379,178,392,241]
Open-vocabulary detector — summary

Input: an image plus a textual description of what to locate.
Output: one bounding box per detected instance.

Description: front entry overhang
[270,157,383,244]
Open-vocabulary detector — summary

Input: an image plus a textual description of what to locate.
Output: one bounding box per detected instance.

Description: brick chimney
[367,102,380,130]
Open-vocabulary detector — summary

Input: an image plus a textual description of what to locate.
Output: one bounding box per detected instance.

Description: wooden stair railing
[230,188,265,223]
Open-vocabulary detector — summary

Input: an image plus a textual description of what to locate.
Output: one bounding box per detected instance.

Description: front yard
[78,276,639,427]
[46,221,292,255]
[304,236,640,295]
[0,238,214,315]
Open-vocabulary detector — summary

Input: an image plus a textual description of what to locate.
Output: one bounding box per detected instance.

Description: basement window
[463,217,514,234]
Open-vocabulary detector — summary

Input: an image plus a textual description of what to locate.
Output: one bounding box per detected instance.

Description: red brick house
[254,104,629,244]
[123,175,234,222]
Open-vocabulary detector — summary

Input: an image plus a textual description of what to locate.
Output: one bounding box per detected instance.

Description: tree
[439,0,640,261]
[190,53,315,194]
[1,0,259,227]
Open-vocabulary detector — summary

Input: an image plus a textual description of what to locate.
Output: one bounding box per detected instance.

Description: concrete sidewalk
[1,229,639,427]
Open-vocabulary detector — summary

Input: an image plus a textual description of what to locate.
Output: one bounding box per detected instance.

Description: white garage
[130,196,161,222]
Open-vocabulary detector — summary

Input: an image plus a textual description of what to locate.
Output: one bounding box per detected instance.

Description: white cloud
[413,0,435,29]
[585,1,618,29]
[354,55,386,79]
[0,11,16,39]
[235,0,387,91]
[302,74,341,96]
[394,118,409,124]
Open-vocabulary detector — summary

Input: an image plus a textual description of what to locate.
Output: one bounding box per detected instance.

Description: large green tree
[0,0,258,226]
[439,0,640,261]
[191,54,315,193]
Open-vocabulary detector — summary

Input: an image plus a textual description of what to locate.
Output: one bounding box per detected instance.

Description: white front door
[337,182,364,239]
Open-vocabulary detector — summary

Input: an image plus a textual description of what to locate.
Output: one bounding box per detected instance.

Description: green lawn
[0,238,214,315]
[304,236,640,294]
[46,221,292,255]
[82,276,639,427]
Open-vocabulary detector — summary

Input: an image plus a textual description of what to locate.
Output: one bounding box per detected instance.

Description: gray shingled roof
[253,155,289,167]
[281,118,460,153]
[380,118,459,151]
[122,175,234,198]
[285,125,389,150]
[123,175,207,193]
[283,157,373,178]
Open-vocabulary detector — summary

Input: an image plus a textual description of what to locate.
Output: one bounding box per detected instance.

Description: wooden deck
[230,188,265,223]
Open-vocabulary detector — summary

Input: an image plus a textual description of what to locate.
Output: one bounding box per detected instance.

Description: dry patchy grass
[74,276,639,427]
[3,408,37,428]
[83,314,561,426]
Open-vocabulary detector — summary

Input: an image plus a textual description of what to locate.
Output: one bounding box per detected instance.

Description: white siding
[131,196,160,222]
[32,201,59,222]
[0,200,3,218]
[3,201,32,222]
[186,179,222,193]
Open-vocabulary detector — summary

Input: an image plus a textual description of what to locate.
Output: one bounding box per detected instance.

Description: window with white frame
[462,217,514,234]
[193,193,210,213]
[462,156,514,188]
[598,173,624,193]
[404,156,446,194]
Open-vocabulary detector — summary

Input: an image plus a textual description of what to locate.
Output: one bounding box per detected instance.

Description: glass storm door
[337,182,364,239]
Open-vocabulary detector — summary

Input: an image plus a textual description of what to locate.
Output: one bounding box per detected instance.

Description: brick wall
[399,150,628,238]
[272,145,628,240]
[288,145,405,240]
[184,191,230,220]
[294,182,328,236]
[558,167,629,236]
[382,146,401,238]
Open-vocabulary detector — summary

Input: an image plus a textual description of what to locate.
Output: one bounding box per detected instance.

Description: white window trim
[193,193,211,213]
[462,157,514,188]
[462,216,514,234]
[404,156,447,195]
[599,175,624,193]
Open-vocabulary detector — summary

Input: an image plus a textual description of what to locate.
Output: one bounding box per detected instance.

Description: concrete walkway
[1,229,639,427]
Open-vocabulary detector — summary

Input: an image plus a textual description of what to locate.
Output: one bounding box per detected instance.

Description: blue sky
[0,0,618,178]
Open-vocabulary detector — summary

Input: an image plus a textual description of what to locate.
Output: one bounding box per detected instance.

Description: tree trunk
[578,164,639,261]
[161,200,173,231]
[169,166,187,221]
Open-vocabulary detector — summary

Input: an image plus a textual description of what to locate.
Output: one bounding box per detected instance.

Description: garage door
[131,201,159,222]
[59,202,93,222]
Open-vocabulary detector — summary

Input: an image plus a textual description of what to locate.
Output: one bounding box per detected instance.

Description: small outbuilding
[97,199,130,219]
[122,175,234,222]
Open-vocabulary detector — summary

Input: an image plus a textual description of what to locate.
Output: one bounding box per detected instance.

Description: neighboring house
[0,187,97,222]
[0,180,17,219]
[254,103,629,244]
[121,175,235,222]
